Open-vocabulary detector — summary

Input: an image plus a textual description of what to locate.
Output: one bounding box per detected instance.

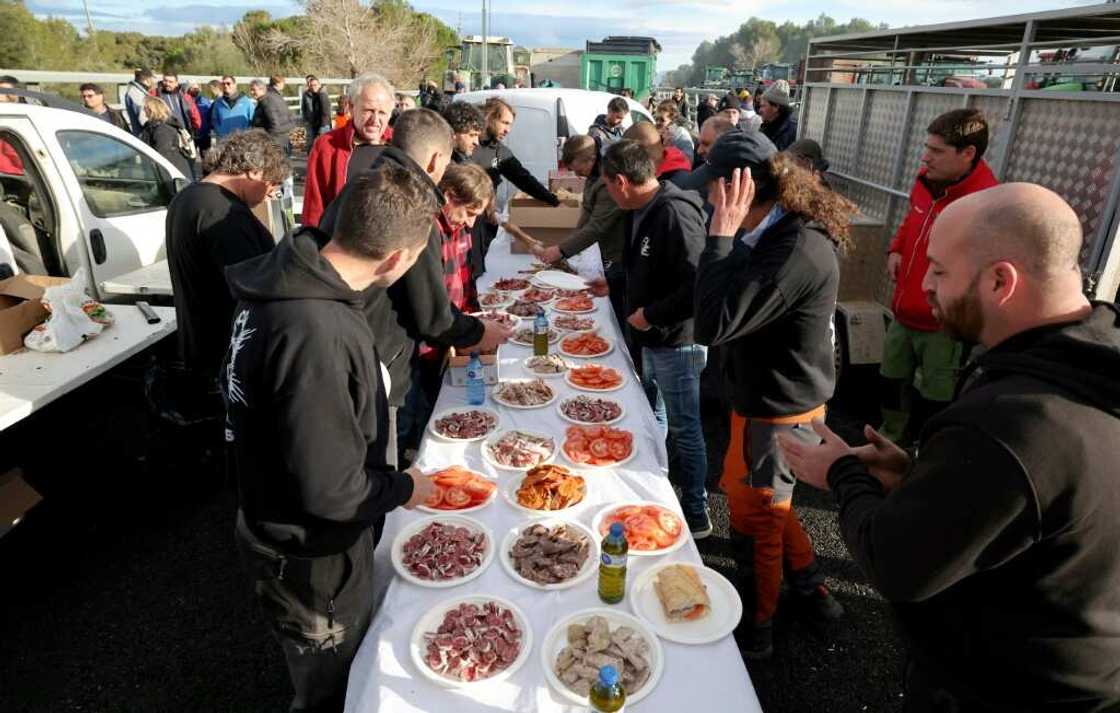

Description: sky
[29,0,1103,70]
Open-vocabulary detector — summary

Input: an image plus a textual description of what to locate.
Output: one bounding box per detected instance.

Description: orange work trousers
[720,405,826,624]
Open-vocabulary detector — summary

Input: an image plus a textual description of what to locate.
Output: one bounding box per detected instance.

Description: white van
[0,97,188,299]
[454,88,654,188]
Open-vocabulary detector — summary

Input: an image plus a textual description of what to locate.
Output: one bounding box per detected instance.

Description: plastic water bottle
[598,522,628,604]
[466,351,485,405]
[533,308,549,356]
[589,664,626,712]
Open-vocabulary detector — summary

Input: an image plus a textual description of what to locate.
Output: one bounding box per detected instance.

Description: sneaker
[739,619,773,660]
[795,584,845,622]
[685,509,713,539]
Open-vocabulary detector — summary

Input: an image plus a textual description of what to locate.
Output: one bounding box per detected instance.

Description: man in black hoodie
[224,163,437,713]
[320,109,510,461]
[778,183,1120,712]
[601,139,712,538]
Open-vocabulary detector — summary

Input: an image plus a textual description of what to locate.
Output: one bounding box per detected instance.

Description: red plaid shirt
[419,212,478,359]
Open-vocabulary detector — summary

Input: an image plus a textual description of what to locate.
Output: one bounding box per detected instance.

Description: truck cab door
[47,129,178,299]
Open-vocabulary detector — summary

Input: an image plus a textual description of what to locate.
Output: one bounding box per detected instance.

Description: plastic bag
[23,268,111,353]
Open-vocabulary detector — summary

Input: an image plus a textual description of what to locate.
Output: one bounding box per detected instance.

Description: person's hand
[849,424,910,492]
[709,168,754,238]
[471,319,513,353]
[887,252,902,281]
[534,245,563,264]
[627,308,651,331]
[587,277,609,297]
[403,467,434,509]
[776,419,854,491]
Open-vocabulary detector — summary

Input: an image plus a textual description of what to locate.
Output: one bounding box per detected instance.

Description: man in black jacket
[250,76,295,152]
[689,130,853,657]
[224,163,437,713]
[588,96,630,154]
[470,96,559,272]
[300,75,331,149]
[320,109,510,461]
[601,139,711,538]
[779,183,1120,712]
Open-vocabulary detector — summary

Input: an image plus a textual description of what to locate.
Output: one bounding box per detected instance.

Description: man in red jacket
[622,122,692,184]
[302,71,395,227]
[880,108,998,444]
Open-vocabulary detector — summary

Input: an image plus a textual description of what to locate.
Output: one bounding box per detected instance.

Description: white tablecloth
[346,233,762,712]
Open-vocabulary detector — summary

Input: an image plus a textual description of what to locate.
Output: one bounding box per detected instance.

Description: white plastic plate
[410,595,532,688]
[391,514,495,589]
[629,562,743,644]
[498,517,600,591]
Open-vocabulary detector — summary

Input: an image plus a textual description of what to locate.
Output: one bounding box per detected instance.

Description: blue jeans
[641,344,709,518]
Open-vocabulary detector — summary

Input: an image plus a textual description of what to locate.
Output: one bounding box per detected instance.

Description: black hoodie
[621,180,707,349]
[222,229,414,557]
[472,135,559,206]
[319,146,485,405]
[827,303,1120,711]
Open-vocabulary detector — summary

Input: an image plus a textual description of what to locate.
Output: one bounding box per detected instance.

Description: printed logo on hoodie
[640,236,651,257]
[223,308,256,443]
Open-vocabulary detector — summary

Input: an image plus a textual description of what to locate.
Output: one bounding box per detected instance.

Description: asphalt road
[0,354,906,713]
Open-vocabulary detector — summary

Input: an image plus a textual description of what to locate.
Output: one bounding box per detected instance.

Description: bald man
[695,115,734,166]
[771,183,1120,711]
[622,122,692,185]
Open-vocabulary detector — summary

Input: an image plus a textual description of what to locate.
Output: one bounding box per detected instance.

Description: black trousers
[236,513,375,713]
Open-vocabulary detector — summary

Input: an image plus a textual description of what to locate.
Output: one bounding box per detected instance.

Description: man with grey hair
[249,75,295,152]
[321,108,511,462]
[776,182,1120,711]
[302,71,396,226]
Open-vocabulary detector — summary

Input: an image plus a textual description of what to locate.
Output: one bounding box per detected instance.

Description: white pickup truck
[0,94,189,299]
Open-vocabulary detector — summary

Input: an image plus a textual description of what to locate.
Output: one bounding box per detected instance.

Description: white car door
[46,128,180,295]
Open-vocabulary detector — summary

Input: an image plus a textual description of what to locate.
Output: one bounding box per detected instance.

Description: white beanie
[762,80,791,108]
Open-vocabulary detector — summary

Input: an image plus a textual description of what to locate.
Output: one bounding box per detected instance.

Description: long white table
[345,234,762,712]
[0,303,176,431]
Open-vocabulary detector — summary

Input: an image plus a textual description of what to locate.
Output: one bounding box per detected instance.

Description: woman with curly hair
[687,129,857,659]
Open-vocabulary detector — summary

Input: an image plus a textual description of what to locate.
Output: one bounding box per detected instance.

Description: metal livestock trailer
[797,4,1120,371]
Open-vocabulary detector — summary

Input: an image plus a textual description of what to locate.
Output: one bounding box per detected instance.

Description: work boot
[739,619,773,660]
[793,584,845,622]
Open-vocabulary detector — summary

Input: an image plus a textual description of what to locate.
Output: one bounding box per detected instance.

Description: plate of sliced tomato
[552,295,596,314]
[418,466,498,514]
[561,425,635,469]
[592,502,686,556]
[565,364,626,392]
[558,332,613,359]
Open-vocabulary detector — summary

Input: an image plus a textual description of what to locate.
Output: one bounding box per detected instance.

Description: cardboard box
[548,170,586,194]
[0,274,68,355]
[510,227,573,255]
[508,192,582,229]
[0,468,42,537]
[446,347,499,386]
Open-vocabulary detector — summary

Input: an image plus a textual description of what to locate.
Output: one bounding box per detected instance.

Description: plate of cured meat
[429,408,500,442]
[557,395,625,426]
[592,502,687,557]
[492,277,531,293]
[391,515,495,588]
[418,466,498,514]
[482,430,557,471]
[491,379,557,409]
[411,596,532,687]
[499,518,599,590]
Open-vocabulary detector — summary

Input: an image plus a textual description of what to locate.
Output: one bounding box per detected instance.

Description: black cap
[678,129,777,192]
[788,138,829,173]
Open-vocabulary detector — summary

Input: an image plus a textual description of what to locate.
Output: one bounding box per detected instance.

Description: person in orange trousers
[687,129,854,658]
